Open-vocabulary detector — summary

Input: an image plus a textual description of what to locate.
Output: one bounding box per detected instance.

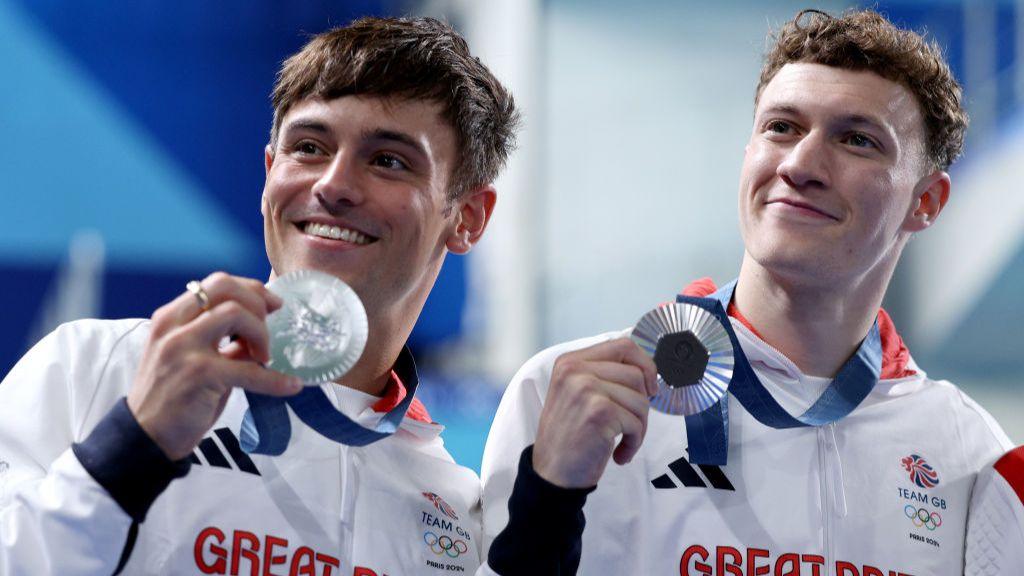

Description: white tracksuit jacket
[965,446,1024,575]
[481,319,1012,576]
[0,319,484,575]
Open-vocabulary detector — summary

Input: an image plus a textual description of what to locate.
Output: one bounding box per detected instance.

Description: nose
[777,132,830,190]
[312,153,365,212]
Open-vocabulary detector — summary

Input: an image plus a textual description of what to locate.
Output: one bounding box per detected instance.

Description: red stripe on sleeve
[993,446,1024,506]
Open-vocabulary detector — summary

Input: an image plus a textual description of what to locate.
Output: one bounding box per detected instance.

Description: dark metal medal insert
[653,330,710,388]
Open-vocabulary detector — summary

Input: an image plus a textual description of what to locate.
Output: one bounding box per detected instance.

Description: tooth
[356,233,367,244]
[328,226,340,239]
[341,229,353,242]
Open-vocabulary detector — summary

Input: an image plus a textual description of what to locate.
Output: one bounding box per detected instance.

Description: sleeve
[485,446,594,575]
[0,320,188,574]
[965,447,1024,576]
[477,334,615,576]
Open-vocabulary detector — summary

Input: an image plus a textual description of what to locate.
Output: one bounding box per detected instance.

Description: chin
[749,242,842,285]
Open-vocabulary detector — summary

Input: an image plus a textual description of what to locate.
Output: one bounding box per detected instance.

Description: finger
[609,406,645,465]
[588,376,651,428]
[219,339,257,363]
[199,273,281,320]
[584,378,650,464]
[189,301,273,363]
[169,273,281,326]
[568,339,658,395]
[585,361,650,398]
[208,355,303,396]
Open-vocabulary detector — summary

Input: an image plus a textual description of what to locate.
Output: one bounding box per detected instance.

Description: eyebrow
[281,118,331,136]
[362,128,429,159]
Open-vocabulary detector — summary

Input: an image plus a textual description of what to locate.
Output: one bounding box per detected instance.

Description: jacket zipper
[818,425,834,576]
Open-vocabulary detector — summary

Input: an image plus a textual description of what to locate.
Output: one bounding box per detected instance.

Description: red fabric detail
[994,446,1024,507]
[371,371,432,423]
[876,309,916,379]
[677,278,916,379]
[681,277,718,297]
[727,300,767,341]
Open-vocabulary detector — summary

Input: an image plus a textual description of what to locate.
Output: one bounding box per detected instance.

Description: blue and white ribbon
[680,280,881,465]
[239,346,419,455]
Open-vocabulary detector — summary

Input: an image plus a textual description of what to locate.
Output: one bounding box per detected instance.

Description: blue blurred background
[3,0,1022,472]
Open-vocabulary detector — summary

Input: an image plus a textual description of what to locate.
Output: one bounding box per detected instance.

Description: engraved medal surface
[631,302,734,415]
[266,270,368,384]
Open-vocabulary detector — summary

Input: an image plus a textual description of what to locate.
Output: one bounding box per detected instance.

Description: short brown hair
[271,17,520,200]
[756,9,967,170]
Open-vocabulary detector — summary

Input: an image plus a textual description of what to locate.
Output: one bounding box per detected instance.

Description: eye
[765,120,795,135]
[371,152,409,171]
[843,132,878,149]
[293,141,325,156]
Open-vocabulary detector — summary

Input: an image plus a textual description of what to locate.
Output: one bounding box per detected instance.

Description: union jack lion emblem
[901,454,940,488]
[422,492,459,520]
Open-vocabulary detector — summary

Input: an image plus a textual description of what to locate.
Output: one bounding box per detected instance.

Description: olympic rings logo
[424,531,469,558]
[904,505,942,531]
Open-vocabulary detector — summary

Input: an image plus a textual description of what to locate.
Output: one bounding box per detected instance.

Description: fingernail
[289,377,304,391]
[268,292,284,309]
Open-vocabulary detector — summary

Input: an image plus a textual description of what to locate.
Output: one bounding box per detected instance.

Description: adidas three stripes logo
[188,427,261,476]
[651,452,735,491]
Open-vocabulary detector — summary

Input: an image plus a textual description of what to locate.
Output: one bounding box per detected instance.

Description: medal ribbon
[239,346,420,455]
[679,280,881,465]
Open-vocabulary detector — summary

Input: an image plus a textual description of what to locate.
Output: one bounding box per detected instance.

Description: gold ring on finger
[186,280,211,312]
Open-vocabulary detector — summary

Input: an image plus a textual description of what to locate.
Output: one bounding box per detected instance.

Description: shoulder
[930,377,1011,450]
[43,318,152,354]
[901,376,1014,473]
[507,329,631,397]
[1,318,152,434]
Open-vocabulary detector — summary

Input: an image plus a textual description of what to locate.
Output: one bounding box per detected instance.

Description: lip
[764,198,839,221]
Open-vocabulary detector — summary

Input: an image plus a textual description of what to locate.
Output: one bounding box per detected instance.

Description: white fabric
[965,449,1024,576]
[0,319,484,575]
[481,321,1012,576]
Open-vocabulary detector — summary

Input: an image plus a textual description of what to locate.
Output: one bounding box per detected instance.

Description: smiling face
[262,95,489,336]
[738,62,948,289]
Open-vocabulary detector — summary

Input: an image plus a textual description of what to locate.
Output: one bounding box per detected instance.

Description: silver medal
[631,302,734,415]
[266,270,368,384]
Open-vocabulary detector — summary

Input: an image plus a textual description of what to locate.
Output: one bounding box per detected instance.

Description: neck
[733,253,896,377]
[336,305,416,396]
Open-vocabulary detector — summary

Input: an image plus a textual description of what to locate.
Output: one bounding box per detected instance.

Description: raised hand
[127,272,303,460]
[531,338,658,488]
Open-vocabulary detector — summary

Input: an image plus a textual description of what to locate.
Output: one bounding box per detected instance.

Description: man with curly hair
[481,9,1012,575]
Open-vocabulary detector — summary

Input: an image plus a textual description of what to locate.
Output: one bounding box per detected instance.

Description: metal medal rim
[266,269,369,385]
[631,302,734,416]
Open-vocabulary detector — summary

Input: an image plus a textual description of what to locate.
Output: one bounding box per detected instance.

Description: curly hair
[756,9,967,170]
[270,17,520,200]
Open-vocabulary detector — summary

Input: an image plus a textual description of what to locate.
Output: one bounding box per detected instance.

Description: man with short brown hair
[481,9,1011,575]
[0,16,518,574]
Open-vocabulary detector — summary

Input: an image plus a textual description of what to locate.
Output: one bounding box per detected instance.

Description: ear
[261,145,275,217]
[903,170,950,233]
[446,185,497,254]
[264,145,275,175]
